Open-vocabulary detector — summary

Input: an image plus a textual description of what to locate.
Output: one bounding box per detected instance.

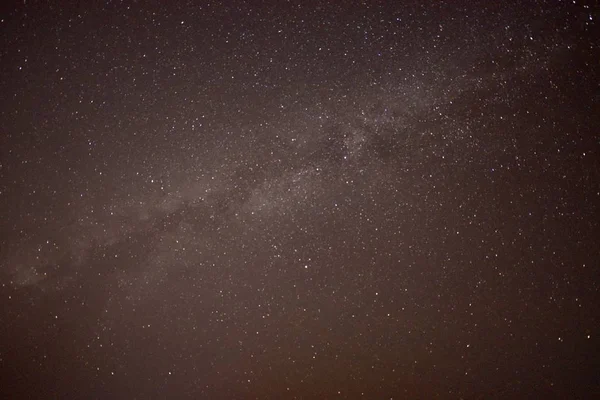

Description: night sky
[1,1,599,399]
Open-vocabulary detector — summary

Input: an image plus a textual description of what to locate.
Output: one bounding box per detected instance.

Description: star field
[1,1,599,398]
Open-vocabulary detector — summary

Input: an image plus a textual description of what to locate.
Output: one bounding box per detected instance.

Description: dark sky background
[1,1,599,398]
